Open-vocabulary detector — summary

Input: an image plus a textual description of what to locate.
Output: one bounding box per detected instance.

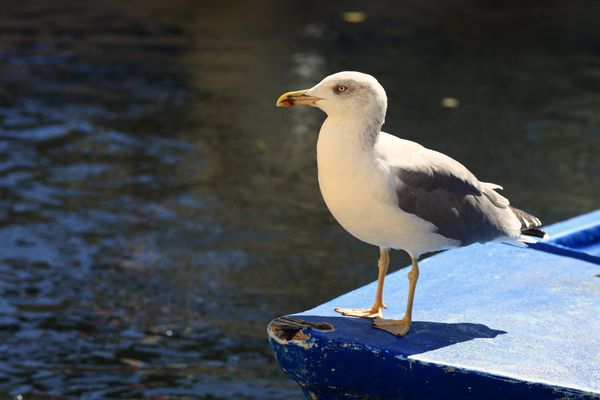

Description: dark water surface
[0,1,598,398]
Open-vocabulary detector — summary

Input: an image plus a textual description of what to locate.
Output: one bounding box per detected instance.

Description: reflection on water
[0,0,598,398]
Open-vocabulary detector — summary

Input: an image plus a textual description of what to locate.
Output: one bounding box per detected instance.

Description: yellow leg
[373,256,420,336]
[336,247,389,318]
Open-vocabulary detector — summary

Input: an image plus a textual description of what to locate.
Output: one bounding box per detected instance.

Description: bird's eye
[335,84,348,93]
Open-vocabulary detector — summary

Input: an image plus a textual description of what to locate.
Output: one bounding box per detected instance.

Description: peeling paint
[268,324,316,348]
[267,316,332,349]
[340,342,365,351]
[292,331,310,341]
[293,334,317,349]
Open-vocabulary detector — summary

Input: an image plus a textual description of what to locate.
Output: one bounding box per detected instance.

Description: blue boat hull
[268,211,600,399]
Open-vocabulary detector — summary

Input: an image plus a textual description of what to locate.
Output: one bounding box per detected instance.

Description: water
[0,1,598,398]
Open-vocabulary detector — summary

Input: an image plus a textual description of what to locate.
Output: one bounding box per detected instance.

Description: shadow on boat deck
[270,315,507,356]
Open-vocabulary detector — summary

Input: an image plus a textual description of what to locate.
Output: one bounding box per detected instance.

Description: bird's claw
[373,317,411,336]
[335,306,383,319]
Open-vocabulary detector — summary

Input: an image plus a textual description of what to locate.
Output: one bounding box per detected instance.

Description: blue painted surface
[268,211,600,399]
[531,209,600,264]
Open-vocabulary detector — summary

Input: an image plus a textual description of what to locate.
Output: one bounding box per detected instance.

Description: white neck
[316,116,383,180]
[319,115,382,151]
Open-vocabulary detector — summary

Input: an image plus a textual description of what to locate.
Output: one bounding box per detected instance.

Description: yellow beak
[276,90,321,108]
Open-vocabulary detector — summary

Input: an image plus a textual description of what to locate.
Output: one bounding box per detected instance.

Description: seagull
[276,71,546,336]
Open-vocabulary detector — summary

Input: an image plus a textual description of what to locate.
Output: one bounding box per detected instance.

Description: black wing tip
[511,206,543,229]
[521,227,547,238]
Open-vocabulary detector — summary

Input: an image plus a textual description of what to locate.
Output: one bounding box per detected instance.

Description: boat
[268,210,600,399]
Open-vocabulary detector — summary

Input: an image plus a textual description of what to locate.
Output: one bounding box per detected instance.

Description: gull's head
[277,71,387,123]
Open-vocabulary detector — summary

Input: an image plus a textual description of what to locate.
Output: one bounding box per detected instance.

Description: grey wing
[387,146,520,245]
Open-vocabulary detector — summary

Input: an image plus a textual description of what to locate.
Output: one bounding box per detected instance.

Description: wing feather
[375,132,518,245]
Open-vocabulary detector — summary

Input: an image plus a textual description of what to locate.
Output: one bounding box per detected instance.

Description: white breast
[315,119,458,257]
